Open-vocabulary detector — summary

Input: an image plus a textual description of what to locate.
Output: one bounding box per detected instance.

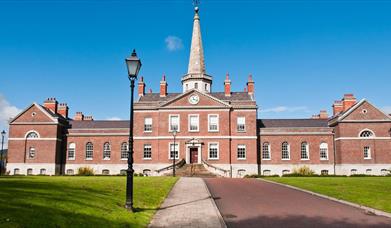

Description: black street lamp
[0,130,5,176]
[172,130,177,177]
[125,49,142,212]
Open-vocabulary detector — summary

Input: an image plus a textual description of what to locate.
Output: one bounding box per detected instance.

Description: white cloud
[0,94,21,149]
[106,117,122,121]
[260,106,310,113]
[382,106,391,114]
[165,36,184,51]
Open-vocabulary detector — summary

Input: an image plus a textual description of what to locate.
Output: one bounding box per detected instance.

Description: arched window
[121,142,128,159]
[263,170,271,176]
[103,143,111,160]
[40,169,46,175]
[282,170,290,176]
[237,169,246,178]
[351,169,358,175]
[27,168,33,175]
[28,147,36,159]
[26,131,39,139]
[301,142,309,160]
[262,142,271,160]
[120,170,127,176]
[66,169,74,175]
[102,169,110,175]
[85,142,93,160]
[320,143,328,160]
[281,142,290,160]
[14,168,20,175]
[360,130,374,138]
[143,169,152,176]
[68,143,76,160]
[321,170,329,176]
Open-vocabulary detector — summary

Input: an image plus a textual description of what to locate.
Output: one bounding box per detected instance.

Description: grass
[266,177,391,213]
[0,176,178,228]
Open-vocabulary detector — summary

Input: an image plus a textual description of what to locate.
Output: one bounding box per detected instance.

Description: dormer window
[26,131,39,139]
[360,130,374,138]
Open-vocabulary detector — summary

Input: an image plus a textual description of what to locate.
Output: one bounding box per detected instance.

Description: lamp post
[125,49,142,212]
[0,130,5,176]
[172,130,177,177]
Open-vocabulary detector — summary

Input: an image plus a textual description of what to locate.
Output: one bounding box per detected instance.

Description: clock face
[189,95,200,105]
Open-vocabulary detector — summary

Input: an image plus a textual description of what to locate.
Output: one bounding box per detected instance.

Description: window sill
[67,158,76,161]
[320,158,329,161]
[144,131,153,133]
[121,158,128,161]
[237,158,246,160]
[143,158,152,160]
[237,131,247,133]
[301,159,310,161]
[262,159,271,161]
[208,130,219,133]
[189,130,200,133]
[208,158,219,161]
[169,130,180,133]
[364,158,372,160]
[282,159,291,161]
[85,158,93,161]
[169,158,180,160]
[103,158,111,161]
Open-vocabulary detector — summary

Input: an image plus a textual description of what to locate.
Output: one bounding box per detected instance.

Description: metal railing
[156,159,186,174]
[201,159,229,176]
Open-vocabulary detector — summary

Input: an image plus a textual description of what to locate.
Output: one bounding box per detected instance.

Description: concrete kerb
[202,178,227,228]
[258,178,391,219]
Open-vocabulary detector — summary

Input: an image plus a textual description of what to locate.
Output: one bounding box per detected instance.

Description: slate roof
[138,92,253,103]
[258,119,329,128]
[69,120,130,129]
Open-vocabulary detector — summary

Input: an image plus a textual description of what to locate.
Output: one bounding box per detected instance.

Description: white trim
[24,130,41,139]
[281,142,291,160]
[160,89,231,108]
[237,144,247,160]
[67,133,129,136]
[169,114,180,133]
[143,144,152,160]
[11,122,60,125]
[9,103,58,124]
[168,142,180,160]
[300,142,310,161]
[337,99,366,121]
[340,120,391,123]
[144,117,153,133]
[237,117,246,133]
[208,114,220,132]
[261,142,271,160]
[363,146,372,160]
[260,132,333,136]
[208,142,220,160]
[358,128,376,138]
[67,142,76,160]
[134,136,257,140]
[335,137,391,141]
[9,138,62,141]
[338,99,391,122]
[188,114,200,132]
[319,142,329,161]
[134,109,256,113]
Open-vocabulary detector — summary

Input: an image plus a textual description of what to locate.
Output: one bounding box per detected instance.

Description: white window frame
[103,142,111,160]
[121,142,128,160]
[68,143,76,160]
[319,143,329,160]
[188,114,200,132]
[208,142,219,160]
[363,146,372,159]
[281,142,290,160]
[25,130,40,139]
[237,144,247,160]
[144,118,153,133]
[359,129,375,138]
[208,114,219,132]
[143,144,152,160]
[168,142,180,160]
[262,142,271,160]
[237,117,246,132]
[169,114,180,132]
[300,142,310,160]
[28,147,36,159]
[85,142,93,160]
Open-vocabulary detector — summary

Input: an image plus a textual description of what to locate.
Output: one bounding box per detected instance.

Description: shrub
[77,167,95,176]
[244,174,279,178]
[291,166,315,176]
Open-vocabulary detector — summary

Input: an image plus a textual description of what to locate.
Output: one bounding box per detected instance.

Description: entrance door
[190,148,198,164]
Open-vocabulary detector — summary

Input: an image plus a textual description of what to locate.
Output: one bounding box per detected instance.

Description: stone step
[170,164,217,177]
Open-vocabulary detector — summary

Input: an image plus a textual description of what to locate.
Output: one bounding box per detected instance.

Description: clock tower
[182,4,213,93]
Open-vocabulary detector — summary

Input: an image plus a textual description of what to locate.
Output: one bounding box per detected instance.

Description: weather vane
[193,0,200,12]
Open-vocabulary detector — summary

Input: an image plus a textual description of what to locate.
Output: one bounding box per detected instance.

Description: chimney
[138,76,145,97]
[319,110,328,119]
[160,75,168,97]
[342,94,357,112]
[58,103,69,119]
[43,98,58,114]
[224,73,231,97]
[247,75,255,95]
[84,116,94,121]
[74,112,84,121]
[332,100,343,116]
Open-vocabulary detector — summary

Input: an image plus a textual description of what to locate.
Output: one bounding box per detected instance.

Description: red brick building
[6,7,391,177]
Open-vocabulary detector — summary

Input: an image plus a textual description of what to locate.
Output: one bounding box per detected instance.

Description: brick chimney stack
[84,116,94,121]
[319,110,328,119]
[138,76,145,97]
[342,94,357,112]
[43,98,58,114]
[74,112,84,121]
[247,75,255,95]
[58,103,69,119]
[160,75,168,97]
[224,73,231,97]
[333,100,344,116]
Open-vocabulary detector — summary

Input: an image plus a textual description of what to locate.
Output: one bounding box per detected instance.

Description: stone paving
[149,177,226,228]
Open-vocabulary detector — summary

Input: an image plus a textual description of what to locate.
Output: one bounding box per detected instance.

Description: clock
[189,94,200,105]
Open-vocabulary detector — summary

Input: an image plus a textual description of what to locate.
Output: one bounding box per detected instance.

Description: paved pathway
[204,178,391,228]
[149,177,225,228]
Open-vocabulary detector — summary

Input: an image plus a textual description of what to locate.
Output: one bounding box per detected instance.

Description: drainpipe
[332,129,337,175]
[229,108,232,178]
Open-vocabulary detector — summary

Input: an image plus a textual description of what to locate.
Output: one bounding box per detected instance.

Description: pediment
[340,100,391,122]
[10,103,57,124]
[160,90,230,108]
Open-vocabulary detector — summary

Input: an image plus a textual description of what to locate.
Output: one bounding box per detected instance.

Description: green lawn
[266,177,391,213]
[0,176,178,228]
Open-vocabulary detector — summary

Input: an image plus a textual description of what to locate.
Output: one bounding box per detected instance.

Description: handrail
[156,159,186,173]
[202,159,229,174]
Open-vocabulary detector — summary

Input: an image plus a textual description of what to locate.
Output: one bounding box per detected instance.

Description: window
[351,169,358,175]
[26,131,39,138]
[205,84,208,91]
[120,170,127,176]
[321,170,329,176]
[121,142,128,159]
[320,143,328,160]
[66,169,74,175]
[262,142,271,160]
[28,147,36,159]
[85,142,93,160]
[14,168,20,175]
[189,115,199,132]
[27,168,33,175]
[102,169,110,175]
[169,115,180,132]
[186,84,189,91]
[208,143,219,160]
[282,170,290,175]
[364,146,371,159]
[360,130,374,138]
[144,118,152,132]
[208,115,219,132]
[195,83,198,89]
[143,169,152,176]
[143,144,152,159]
[68,143,76,160]
[366,169,372,175]
[301,142,309,160]
[237,117,246,132]
[40,169,46,175]
[103,143,111,160]
[281,142,290,160]
[169,143,179,159]
[381,169,389,176]
[263,170,271,176]
[237,169,246,178]
[237,145,246,160]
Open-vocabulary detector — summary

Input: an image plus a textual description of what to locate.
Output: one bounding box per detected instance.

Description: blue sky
[1,0,391,143]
